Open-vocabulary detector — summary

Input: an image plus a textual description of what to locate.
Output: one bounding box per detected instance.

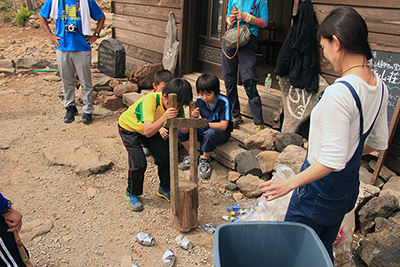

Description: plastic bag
[333,209,356,267]
[250,164,295,221]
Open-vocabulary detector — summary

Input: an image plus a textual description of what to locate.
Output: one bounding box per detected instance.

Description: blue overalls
[284,81,384,261]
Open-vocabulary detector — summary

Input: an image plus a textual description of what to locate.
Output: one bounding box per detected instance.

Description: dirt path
[0,21,234,266]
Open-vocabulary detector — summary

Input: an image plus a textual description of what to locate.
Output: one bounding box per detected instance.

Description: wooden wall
[111,0,182,71]
[312,0,400,174]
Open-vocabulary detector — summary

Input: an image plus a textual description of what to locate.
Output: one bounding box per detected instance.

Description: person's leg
[118,126,146,196]
[141,133,170,193]
[56,50,77,109]
[221,42,241,121]
[237,37,264,127]
[0,217,27,267]
[72,51,94,114]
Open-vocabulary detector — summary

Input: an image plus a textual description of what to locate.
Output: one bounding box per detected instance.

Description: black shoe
[64,106,78,123]
[233,115,243,128]
[82,113,92,124]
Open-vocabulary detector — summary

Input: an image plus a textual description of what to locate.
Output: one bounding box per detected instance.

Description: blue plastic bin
[214,221,333,267]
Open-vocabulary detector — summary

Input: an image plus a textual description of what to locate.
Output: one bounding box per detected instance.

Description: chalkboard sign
[369,50,400,125]
[98,39,126,78]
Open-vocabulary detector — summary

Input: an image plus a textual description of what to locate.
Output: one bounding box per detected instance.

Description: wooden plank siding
[111,0,182,71]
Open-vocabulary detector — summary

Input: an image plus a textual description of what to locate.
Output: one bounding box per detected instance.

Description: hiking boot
[199,157,212,179]
[178,154,190,170]
[233,115,243,128]
[142,146,151,157]
[254,124,265,134]
[124,190,143,212]
[157,187,171,202]
[81,113,92,124]
[64,106,78,123]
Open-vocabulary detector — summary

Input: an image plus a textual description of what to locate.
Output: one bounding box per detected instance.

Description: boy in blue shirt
[39,0,105,124]
[178,73,233,179]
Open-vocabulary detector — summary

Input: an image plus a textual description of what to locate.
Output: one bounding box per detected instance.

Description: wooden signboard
[369,50,400,185]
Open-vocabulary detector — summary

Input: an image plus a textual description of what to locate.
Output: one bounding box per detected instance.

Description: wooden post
[371,96,400,185]
[164,94,207,232]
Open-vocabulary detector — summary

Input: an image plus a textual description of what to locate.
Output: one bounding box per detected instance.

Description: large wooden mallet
[164,93,207,232]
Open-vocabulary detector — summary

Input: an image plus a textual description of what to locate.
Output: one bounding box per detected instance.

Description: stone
[129,63,163,89]
[162,12,179,75]
[228,171,241,183]
[235,150,263,176]
[357,181,380,210]
[98,39,126,78]
[92,73,114,91]
[20,219,53,244]
[87,187,97,199]
[98,94,125,111]
[16,58,52,69]
[225,182,237,191]
[43,75,61,82]
[274,132,303,152]
[256,151,280,174]
[18,68,37,76]
[0,68,16,76]
[277,75,321,133]
[43,140,113,176]
[113,83,139,97]
[92,105,114,118]
[209,160,229,185]
[358,195,399,234]
[360,166,384,188]
[236,174,264,198]
[109,79,121,89]
[212,141,247,170]
[120,255,132,267]
[274,145,306,174]
[243,128,280,151]
[0,136,20,150]
[122,92,145,107]
[369,160,397,182]
[380,176,400,203]
[232,192,244,202]
[0,59,15,69]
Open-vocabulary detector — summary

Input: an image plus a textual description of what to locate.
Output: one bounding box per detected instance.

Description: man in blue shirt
[178,73,233,179]
[39,0,105,124]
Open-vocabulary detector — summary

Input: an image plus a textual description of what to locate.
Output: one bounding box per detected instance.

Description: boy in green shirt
[118,78,193,212]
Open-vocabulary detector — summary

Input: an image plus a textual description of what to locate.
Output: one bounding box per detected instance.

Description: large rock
[357,181,380,210]
[16,58,52,69]
[129,63,163,89]
[380,177,400,203]
[256,151,280,174]
[277,75,321,133]
[98,94,125,111]
[236,174,264,198]
[20,219,53,244]
[274,132,303,152]
[235,150,262,176]
[113,83,139,97]
[243,128,280,151]
[274,145,306,174]
[43,140,113,176]
[358,195,399,234]
[356,212,400,267]
[0,59,15,68]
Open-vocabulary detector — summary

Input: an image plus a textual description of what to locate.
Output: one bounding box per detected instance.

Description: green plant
[14,8,32,25]
[125,68,131,78]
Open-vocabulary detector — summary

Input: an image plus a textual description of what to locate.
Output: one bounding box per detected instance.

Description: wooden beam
[189,101,198,184]
[112,2,182,23]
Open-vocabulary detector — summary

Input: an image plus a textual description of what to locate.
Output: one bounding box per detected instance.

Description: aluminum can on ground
[176,235,193,250]
[136,232,155,246]
[162,249,175,267]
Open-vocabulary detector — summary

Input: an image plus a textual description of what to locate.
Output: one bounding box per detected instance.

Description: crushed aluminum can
[176,235,193,250]
[131,265,140,267]
[136,232,155,246]
[222,215,230,221]
[202,223,216,235]
[162,249,175,267]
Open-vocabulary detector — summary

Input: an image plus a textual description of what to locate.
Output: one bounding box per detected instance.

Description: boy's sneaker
[142,146,151,157]
[178,154,190,170]
[254,124,265,134]
[124,190,143,212]
[82,113,92,124]
[233,115,243,128]
[157,187,171,202]
[199,157,212,179]
[64,106,78,123]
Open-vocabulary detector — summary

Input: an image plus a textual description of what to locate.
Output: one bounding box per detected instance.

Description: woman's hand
[3,208,23,233]
[259,179,294,201]
[231,8,247,21]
